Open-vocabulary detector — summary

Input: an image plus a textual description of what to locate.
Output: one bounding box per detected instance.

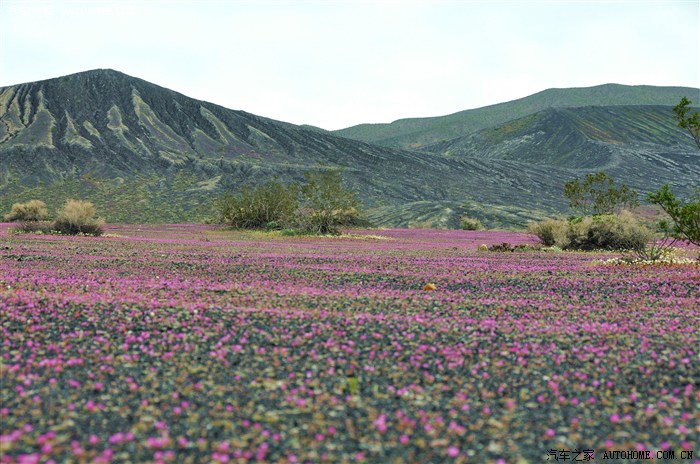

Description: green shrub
[4,200,53,234]
[53,200,105,236]
[566,210,652,252]
[527,218,569,247]
[460,215,483,231]
[4,200,49,222]
[530,212,653,252]
[298,170,360,235]
[214,181,299,230]
[215,171,363,235]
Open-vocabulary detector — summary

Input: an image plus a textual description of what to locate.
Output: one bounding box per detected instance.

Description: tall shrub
[214,180,299,230]
[527,218,569,247]
[298,170,359,235]
[566,211,652,252]
[4,200,49,222]
[530,212,652,252]
[53,200,105,236]
[215,171,362,235]
[4,200,51,233]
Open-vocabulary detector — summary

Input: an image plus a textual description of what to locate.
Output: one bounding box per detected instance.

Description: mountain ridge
[333,83,700,149]
[1,69,698,228]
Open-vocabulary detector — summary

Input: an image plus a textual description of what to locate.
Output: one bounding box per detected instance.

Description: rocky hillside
[1,70,697,228]
[423,105,700,193]
[334,84,700,149]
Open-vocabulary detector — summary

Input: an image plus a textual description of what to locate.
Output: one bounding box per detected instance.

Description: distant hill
[425,105,698,166]
[1,70,698,228]
[424,105,700,195]
[333,84,700,149]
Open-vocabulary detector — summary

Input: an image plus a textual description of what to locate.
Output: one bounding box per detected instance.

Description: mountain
[333,84,700,149]
[425,105,698,167]
[1,70,698,228]
[424,105,700,195]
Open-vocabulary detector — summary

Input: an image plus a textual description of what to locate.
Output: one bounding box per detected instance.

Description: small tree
[299,170,359,235]
[564,171,639,216]
[53,200,105,236]
[4,200,49,222]
[673,97,700,148]
[647,185,700,247]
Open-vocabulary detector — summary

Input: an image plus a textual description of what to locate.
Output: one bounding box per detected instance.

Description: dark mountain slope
[425,106,697,164]
[0,69,579,227]
[425,105,700,194]
[1,70,697,228]
[333,84,700,149]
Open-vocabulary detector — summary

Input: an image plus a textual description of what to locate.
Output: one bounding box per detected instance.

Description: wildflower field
[1,224,698,464]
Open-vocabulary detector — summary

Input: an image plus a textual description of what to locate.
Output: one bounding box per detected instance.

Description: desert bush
[215,171,363,235]
[4,200,49,222]
[299,206,366,231]
[215,181,299,230]
[4,200,52,234]
[460,215,483,231]
[528,218,569,247]
[53,200,105,236]
[298,170,360,235]
[566,210,652,252]
[331,207,368,227]
[530,212,654,253]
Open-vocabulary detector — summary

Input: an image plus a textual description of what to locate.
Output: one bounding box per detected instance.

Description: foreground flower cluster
[1,224,698,463]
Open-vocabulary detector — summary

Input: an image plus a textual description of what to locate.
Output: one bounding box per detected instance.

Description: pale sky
[1,0,698,130]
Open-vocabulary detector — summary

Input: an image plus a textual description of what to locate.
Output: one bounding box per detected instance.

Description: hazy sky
[1,0,698,130]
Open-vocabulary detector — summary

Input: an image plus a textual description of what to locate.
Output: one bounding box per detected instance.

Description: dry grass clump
[53,200,105,236]
[566,210,652,252]
[527,218,569,247]
[4,200,52,234]
[3,200,49,222]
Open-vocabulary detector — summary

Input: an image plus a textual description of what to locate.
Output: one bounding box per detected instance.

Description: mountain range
[1,69,698,228]
[334,84,700,149]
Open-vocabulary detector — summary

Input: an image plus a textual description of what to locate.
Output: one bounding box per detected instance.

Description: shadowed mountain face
[423,106,700,188]
[1,69,698,227]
